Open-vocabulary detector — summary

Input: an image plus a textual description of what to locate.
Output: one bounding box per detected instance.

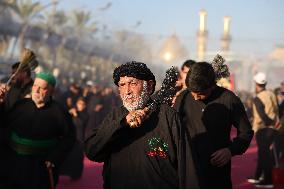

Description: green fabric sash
[10,132,58,155]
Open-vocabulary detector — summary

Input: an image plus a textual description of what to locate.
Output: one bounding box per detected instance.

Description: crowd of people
[0,56,283,189]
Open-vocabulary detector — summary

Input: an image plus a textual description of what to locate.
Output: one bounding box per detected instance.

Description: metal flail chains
[211,54,230,81]
[129,66,179,128]
[148,66,179,111]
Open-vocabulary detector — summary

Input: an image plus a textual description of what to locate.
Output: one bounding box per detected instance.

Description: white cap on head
[253,72,267,84]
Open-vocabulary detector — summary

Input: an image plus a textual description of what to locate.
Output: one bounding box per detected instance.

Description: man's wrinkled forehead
[118,76,143,84]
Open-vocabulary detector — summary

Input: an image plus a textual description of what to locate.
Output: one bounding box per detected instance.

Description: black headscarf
[113,61,156,94]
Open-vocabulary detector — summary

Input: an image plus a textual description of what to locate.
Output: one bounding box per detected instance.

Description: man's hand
[45,161,55,168]
[95,104,103,112]
[125,107,149,128]
[210,148,232,167]
[0,85,7,103]
[69,108,78,117]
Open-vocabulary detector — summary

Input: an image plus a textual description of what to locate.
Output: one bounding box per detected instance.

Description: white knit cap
[253,72,267,84]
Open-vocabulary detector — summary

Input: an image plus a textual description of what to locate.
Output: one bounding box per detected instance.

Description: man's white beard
[32,93,50,106]
[122,81,150,111]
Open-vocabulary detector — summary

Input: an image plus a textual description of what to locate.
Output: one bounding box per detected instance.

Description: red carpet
[231,130,257,189]
[57,159,103,189]
[56,129,275,189]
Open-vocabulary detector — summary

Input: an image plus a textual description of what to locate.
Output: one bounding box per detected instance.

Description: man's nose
[33,86,40,92]
[125,84,132,94]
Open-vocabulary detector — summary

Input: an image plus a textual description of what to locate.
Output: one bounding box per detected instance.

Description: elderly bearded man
[85,61,200,189]
[2,72,76,189]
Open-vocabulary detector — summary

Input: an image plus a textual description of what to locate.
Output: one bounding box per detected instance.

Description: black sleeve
[84,108,128,162]
[229,95,254,156]
[253,97,274,126]
[173,89,189,113]
[46,110,76,167]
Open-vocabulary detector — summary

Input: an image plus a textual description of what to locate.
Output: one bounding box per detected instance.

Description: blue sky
[39,0,284,54]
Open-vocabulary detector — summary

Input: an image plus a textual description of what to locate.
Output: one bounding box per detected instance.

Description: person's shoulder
[174,89,191,108]
[7,98,33,113]
[266,89,277,97]
[177,89,190,98]
[216,87,244,105]
[13,98,32,107]
[257,89,276,98]
[159,103,178,116]
[218,86,238,98]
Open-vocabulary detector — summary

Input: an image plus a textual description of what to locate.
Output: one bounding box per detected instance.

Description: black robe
[59,110,89,180]
[85,104,200,189]
[0,103,10,188]
[5,98,76,189]
[175,87,254,189]
[0,79,33,187]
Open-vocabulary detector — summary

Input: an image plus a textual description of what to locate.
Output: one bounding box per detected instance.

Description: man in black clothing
[174,62,253,189]
[4,62,34,110]
[2,72,75,189]
[0,62,34,187]
[85,61,200,189]
[172,59,196,106]
[177,59,196,91]
[60,97,89,180]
